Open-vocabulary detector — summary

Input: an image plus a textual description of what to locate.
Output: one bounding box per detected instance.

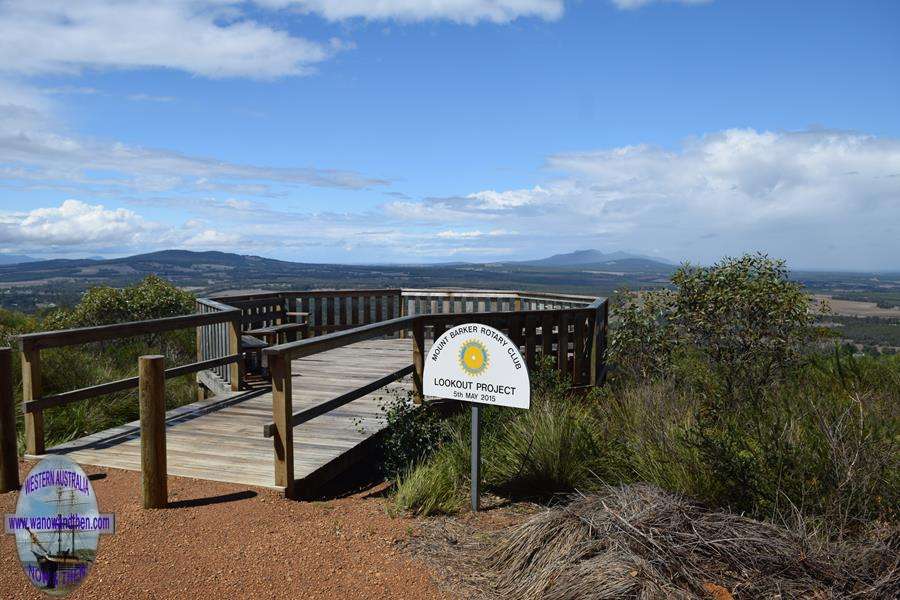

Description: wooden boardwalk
[36,338,421,491]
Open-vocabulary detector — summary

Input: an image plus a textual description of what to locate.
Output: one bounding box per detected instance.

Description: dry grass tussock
[418,484,898,600]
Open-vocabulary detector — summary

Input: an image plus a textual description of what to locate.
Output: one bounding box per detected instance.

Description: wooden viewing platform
[12,288,608,498]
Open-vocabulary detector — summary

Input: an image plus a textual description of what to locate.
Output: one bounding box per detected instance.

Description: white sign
[423,323,530,409]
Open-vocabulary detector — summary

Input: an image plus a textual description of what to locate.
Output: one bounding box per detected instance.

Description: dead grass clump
[481,484,898,599]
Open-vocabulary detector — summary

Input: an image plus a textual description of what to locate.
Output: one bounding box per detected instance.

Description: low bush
[374,390,447,479]
[3,276,198,450]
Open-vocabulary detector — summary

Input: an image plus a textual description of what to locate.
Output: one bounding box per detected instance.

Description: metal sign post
[470,404,481,512]
[422,322,530,513]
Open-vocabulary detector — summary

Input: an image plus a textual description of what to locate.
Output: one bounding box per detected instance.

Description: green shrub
[394,349,898,533]
[671,253,814,400]
[2,277,198,451]
[375,390,447,478]
[608,290,678,382]
[44,274,194,329]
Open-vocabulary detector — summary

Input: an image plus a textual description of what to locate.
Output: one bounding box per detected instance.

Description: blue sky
[0,0,898,269]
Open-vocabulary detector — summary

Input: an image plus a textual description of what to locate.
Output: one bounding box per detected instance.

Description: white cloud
[180,228,243,248]
[0,1,337,79]
[127,94,176,103]
[611,0,712,9]
[273,0,564,23]
[466,186,552,210]
[384,129,900,269]
[436,229,510,239]
[0,199,152,246]
[0,1,565,82]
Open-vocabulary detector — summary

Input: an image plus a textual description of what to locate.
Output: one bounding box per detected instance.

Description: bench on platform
[245,322,308,344]
[242,322,309,376]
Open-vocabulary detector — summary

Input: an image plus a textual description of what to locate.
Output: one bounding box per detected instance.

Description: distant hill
[515,249,675,270]
[0,254,36,265]
[0,248,677,312]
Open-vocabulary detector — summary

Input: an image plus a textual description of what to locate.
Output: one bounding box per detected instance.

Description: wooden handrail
[23,354,241,413]
[400,288,596,302]
[19,309,239,351]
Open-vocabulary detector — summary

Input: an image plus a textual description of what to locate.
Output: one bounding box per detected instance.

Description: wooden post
[590,301,608,386]
[139,355,167,509]
[228,316,242,392]
[399,293,407,339]
[21,345,43,456]
[599,301,608,384]
[574,313,586,385]
[524,315,536,370]
[270,353,295,499]
[0,348,19,493]
[412,318,425,404]
[286,297,298,342]
[557,312,570,375]
[542,314,554,361]
[195,320,205,401]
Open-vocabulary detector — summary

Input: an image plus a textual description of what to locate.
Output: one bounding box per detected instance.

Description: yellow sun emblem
[459,340,489,376]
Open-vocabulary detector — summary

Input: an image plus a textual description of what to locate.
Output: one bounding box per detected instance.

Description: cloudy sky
[0,0,897,270]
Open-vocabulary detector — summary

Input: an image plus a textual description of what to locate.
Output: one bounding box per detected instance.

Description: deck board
[34,337,422,491]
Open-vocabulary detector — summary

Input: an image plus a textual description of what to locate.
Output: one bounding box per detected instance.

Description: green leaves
[670,253,813,402]
[43,274,195,330]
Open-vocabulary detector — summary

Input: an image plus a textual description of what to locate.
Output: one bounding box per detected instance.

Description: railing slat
[525,315,536,369]
[557,312,569,374]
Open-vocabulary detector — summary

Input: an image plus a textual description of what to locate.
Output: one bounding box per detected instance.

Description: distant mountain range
[0,249,675,311]
[513,249,676,270]
[0,254,36,265]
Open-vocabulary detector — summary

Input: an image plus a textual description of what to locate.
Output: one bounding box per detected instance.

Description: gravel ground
[1,460,453,600]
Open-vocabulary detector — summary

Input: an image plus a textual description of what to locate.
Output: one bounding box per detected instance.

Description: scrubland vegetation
[387,254,898,596]
[0,276,197,450]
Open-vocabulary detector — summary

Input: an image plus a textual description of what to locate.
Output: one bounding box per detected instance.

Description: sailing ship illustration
[22,487,93,592]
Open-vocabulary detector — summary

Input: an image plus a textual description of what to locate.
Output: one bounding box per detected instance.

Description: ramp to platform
[37,338,417,491]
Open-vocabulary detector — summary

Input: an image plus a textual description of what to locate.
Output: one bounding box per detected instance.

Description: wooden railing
[195,289,596,364]
[17,309,242,455]
[258,291,608,498]
[195,298,243,394]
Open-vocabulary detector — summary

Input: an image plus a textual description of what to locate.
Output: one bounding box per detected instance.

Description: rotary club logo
[458,340,489,376]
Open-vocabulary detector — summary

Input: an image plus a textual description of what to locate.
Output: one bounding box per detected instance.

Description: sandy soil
[1,460,452,600]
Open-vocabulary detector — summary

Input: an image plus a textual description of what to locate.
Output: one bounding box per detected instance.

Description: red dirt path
[1,461,452,600]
